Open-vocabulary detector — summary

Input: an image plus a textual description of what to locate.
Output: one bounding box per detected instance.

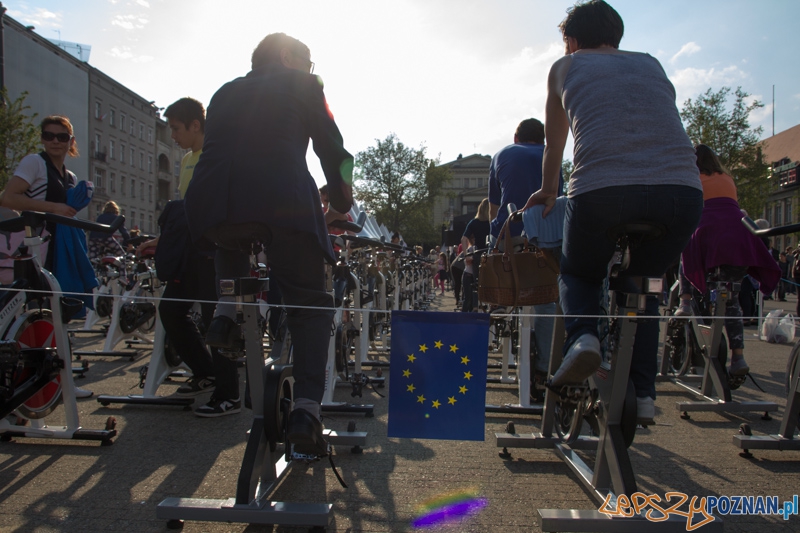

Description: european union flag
[388,311,490,441]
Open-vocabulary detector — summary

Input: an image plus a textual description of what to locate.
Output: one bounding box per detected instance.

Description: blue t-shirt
[462,218,491,251]
[488,143,563,238]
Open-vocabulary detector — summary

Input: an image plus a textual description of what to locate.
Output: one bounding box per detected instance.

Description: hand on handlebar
[325,207,348,226]
[522,189,557,218]
[136,237,158,257]
[51,203,77,218]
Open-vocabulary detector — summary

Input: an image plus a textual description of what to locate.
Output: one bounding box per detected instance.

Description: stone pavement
[1,290,800,532]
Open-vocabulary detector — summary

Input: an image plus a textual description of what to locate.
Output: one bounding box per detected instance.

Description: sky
[6,0,800,183]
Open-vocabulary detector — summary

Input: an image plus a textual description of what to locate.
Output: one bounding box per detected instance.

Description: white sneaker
[637,396,655,426]
[673,304,692,317]
[75,387,93,399]
[550,333,601,386]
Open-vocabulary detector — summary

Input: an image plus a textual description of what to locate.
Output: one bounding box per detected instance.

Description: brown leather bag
[478,217,560,307]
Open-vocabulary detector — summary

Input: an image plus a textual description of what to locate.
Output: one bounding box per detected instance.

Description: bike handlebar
[328,211,367,233]
[741,216,800,238]
[0,211,125,235]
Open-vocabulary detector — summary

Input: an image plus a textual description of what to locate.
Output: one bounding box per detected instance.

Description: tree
[0,89,40,191]
[680,86,769,217]
[561,159,574,195]
[354,133,452,245]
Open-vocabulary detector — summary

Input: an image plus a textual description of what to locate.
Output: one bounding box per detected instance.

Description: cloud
[108,46,152,63]
[668,65,748,105]
[7,7,63,29]
[111,14,149,30]
[670,41,701,64]
[136,0,151,7]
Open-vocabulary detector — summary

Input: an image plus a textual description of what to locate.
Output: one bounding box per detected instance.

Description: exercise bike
[495,221,723,532]
[157,222,366,530]
[734,217,800,457]
[0,210,121,445]
[660,266,778,420]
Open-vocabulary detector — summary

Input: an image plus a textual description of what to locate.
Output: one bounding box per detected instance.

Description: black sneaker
[205,316,242,349]
[194,396,241,417]
[175,377,216,397]
[287,408,328,456]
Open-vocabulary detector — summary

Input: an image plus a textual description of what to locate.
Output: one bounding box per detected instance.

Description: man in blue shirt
[487,118,562,399]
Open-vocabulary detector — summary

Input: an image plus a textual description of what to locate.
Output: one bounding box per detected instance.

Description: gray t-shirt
[561,52,701,197]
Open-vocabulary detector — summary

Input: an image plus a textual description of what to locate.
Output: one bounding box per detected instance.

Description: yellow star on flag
[432,400,441,409]
[434,340,443,349]
[407,384,416,392]
[459,385,468,394]
[464,371,473,380]
[403,369,411,378]
[461,356,470,365]
[419,344,428,353]
[407,354,416,363]
[449,344,458,353]
[417,395,426,404]
[448,396,457,405]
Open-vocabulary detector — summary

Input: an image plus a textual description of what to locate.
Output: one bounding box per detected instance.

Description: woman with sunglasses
[2,116,80,265]
[0,115,94,398]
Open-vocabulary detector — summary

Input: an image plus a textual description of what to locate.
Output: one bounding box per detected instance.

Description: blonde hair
[475,198,490,222]
[103,201,120,215]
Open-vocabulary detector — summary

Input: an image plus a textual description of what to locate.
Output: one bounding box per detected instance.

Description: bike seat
[206,223,272,252]
[606,222,665,243]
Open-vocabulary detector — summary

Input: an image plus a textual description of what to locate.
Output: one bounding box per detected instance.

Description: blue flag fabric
[388,311,490,441]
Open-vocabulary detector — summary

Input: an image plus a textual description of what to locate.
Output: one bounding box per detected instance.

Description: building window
[131,178,136,198]
[130,147,135,167]
[94,168,103,189]
[148,155,152,173]
[95,101,101,119]
[130,119,136,136]
[131,210,136,228]
[120,114,125,132]
[110,172,116,193]
[109,109,115,127]
[149,214,153,233]
[94,133,101,152]
[139,124,144,140]
[786,199,792,225]
[140,213,144,230]
[139,182,143,199]
[121,176,126,196]
[109,140,115,160]
[148,184,153,203]
[120,143,125,163]
[147,128,153,144]
[139,152,144,170]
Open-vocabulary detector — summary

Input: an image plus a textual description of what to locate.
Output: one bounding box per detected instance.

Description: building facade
[435,153,491,228]
[3,15,90,182]
[761,124,800,251]
[87,68,161,233]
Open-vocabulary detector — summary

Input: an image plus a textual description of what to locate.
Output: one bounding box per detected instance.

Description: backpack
[154,200,194,283]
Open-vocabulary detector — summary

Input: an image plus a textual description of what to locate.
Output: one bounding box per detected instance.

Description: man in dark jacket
[184,33,353,455]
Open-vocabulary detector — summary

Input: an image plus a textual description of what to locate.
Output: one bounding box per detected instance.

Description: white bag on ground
[762,309,796,344]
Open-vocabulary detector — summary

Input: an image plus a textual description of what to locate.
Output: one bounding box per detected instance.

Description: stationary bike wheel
[663,319,691,375]
[554,395,587,445]
[7,310,61,420]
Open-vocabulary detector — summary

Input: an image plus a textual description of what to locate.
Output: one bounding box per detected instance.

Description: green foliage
[680,86,768,217]
[354,133,452,245]
[561,159,574,194]
[0,89,40,191]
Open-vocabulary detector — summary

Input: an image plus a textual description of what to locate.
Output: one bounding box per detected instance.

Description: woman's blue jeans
[559,185,703,399]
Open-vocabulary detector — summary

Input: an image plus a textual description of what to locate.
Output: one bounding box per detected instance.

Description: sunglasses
[41,131,73,143]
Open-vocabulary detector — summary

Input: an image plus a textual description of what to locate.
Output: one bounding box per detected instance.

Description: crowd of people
[0,0,794,443]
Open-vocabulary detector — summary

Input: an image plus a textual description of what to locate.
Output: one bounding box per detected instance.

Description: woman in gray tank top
[521,0,704,425]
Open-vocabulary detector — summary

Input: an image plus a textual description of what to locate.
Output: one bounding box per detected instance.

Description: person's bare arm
[522,56,572,216]
[461,236,470,254]
[489,202,499,221]
[1,176,76,217]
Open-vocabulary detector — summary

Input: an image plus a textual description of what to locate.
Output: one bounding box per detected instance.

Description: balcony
[93,151,107,162]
